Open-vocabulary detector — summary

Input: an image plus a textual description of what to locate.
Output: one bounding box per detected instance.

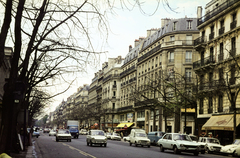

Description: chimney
[129,45,132,52]
[134,39,139,47]
[197,6,202,19]
[161,18,171,27]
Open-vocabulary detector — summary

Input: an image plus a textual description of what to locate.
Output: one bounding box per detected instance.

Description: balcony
[138,44,161,62]
[197,0,239,26]
[117,105,133,112]
[194,36,207,46]
[112,85,117,89]
[209,32,214,40]
[198,79,225,92]
[193,55,215,69]
[219,27,225,35]
[120,65,135,77]
[230,20,237,30]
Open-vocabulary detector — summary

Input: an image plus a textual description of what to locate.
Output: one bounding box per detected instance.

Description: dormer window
[173,22,177,31]
[187,20,192,29]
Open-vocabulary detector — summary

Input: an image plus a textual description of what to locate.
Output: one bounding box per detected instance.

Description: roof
[142,18,198,50]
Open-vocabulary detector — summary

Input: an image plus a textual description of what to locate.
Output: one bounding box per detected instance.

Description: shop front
[201,114,240,145]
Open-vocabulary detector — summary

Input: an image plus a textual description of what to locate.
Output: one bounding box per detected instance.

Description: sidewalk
[25,138,42,158]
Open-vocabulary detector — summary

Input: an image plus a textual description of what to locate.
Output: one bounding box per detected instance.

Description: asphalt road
[34,132,230,158]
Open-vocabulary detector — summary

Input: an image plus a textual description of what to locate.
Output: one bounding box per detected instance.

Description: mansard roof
[142,18,198,49]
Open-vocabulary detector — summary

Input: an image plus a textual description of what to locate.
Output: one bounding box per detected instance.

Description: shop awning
[116,123,133,128]
[202,114,240,131]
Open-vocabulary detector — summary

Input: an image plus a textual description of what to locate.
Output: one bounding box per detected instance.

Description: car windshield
[206,138,219,144]
[50,130,55,132]
[58,130,69,134]
[233,139,240,145]
[173,134,191,141]
[113,133,119,136]
[136,133,146,137]
[70,127,78,130]
[92,131,105,136]
[107,133,112,135]
[190,136,198,141]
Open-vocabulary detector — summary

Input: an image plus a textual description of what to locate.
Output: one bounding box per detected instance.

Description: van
[147,131,165,145]
[129,129,150,147]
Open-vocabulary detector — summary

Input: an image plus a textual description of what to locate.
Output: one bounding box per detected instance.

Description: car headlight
[209,146,213,150]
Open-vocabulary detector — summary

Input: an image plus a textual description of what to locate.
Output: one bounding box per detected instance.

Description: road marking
[62,143,96,158]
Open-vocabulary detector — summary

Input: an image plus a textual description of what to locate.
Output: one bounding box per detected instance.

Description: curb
[25,138,42,158]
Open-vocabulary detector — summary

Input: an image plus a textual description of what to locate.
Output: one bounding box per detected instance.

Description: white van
[129,129,150,147]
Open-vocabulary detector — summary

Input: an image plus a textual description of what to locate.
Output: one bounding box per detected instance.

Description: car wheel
[160,145,164,152]
[69,139,71,142]
[135,143,138,147]
[129,142,132,146]
[233,151,236,157]
[90,141,93,146]
[201,150,205,154]
[56,138,59,142]
[207,148,212,154]
[194,151,199,156]
[104,143,107,147]
[148,145,150,148]
[173,146,179,154]
[141,145,143,147]
[87,141,89,146]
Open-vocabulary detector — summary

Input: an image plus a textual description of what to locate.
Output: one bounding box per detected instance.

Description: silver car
[86,130,107,147]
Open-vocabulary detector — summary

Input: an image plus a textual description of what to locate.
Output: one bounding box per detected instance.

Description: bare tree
[0,0,174,153]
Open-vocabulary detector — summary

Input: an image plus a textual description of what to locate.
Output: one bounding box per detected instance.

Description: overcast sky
[25,0,211,113]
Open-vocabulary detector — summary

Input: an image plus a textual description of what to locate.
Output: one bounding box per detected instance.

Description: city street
[33,131,230,158]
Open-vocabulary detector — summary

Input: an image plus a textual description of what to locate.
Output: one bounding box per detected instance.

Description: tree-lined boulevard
[32,132,229,158]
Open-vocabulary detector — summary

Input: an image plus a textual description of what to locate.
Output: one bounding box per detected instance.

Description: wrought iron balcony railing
[219,27,225,35]
[193,55,215,69]
[230,20,237,30]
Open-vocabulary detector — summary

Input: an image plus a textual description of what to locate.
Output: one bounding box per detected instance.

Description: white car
[49,130,56,136]
[80,129,88,135]
[189,135,205,154]
[129,129,150,147]
[111,132,121,141]
[86,130,107,147]
[221,139,240,156]
[123,135,130,142]
[158,133,200,156]
[198,137,223,153]
[56,129,71,142]
[106,132,112,139]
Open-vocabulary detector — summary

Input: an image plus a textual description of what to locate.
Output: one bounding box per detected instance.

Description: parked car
[221,139,240,156]
[80,129,88,135]
[56,129,71,142]
[43,128,50,133]
[189,135,205,154]
[33,131,40,138]
[106,132,112,139]
[123,135,130,142]
[86,130,107,147]
[198,137,223,154]
[111,132,121,141]
[148,131,165,145]
[129,129,150,147]
[157,133,200,156]
[235,143,240,156]
[49,130,56,136]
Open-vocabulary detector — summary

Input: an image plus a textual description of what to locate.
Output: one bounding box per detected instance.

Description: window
[187,20,192,29]
[230,65,236,85]
[150,111,154,119]
[209,72,213,88]
[185,51,192,62]
[173,22,177,30]
[159,54,162,65]
[230,93,235,112]
[120,115,124,121]
[169,52,174,63]
[218,95,223,112]
[199,98,203,114]
[219,43,224,61]
[231,37,236,56]
[231,13,237,29]
[219,20,225,35]
[208,97,213,113]
[210,47,214,61]
[113,91,116,96]
[209,25,214,40]
[112,103,115,110]
[186,35,192,45]
[137,111,145,118]
[219,68,223,81]
[185,68,192,82]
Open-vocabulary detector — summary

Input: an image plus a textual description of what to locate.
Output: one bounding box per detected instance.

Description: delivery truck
[67,120,79,139]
